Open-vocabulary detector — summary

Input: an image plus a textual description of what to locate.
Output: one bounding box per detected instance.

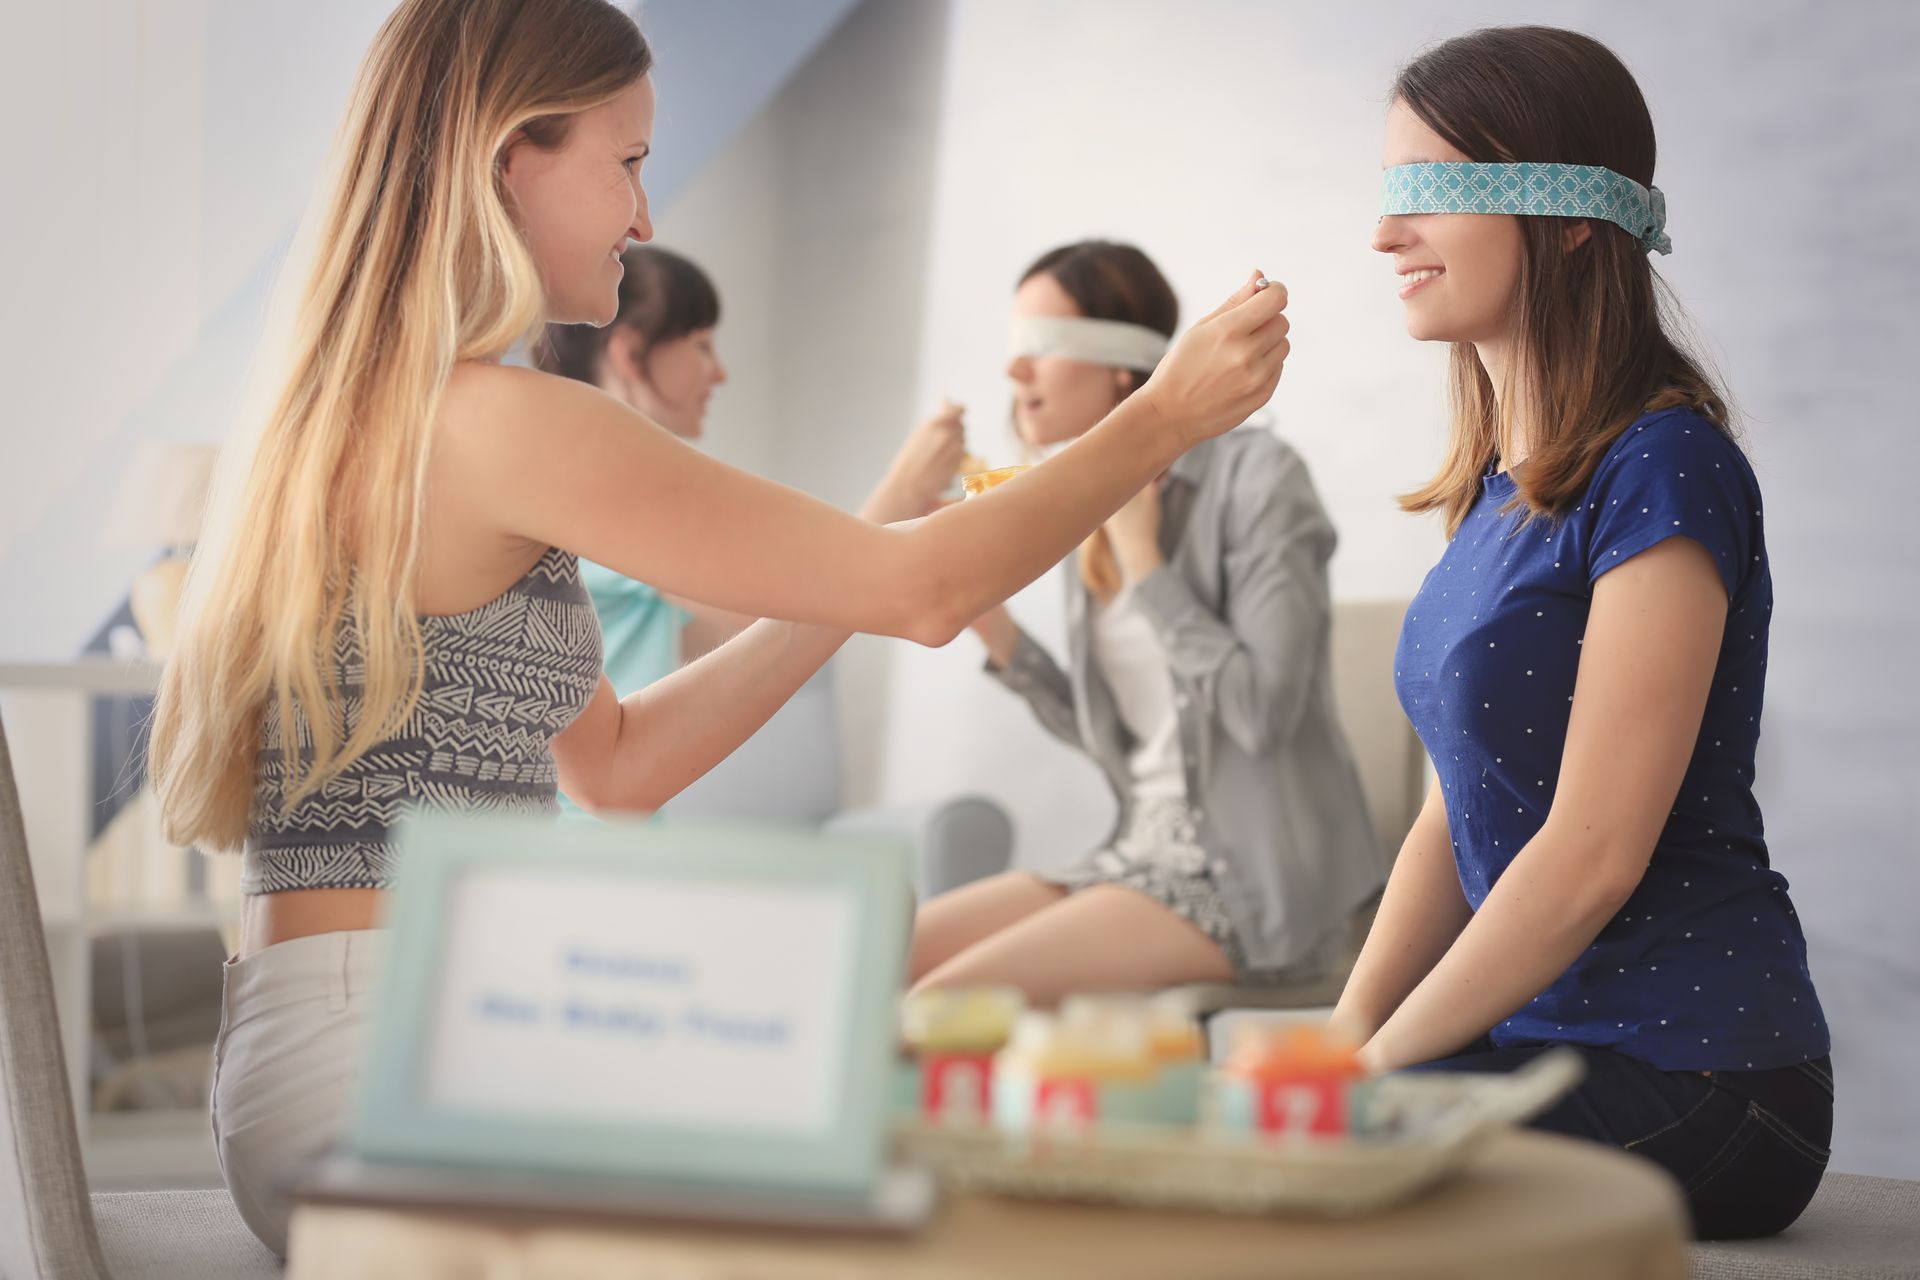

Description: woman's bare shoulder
[444,360,563,429]
[437,360,622,462]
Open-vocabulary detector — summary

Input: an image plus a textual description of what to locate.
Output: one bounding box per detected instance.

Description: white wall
[653,0,954,807]
[691,0,1917,1175]
[0,0,860,661]
[0,0,401,659]
[635,0,862,215]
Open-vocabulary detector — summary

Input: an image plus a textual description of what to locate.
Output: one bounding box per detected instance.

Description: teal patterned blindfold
[1381,162,1671,256]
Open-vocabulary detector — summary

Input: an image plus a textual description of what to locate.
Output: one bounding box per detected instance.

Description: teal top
[559,560,690,820]
[580,558,691,696]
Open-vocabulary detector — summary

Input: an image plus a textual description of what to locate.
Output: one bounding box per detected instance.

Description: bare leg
[907,871,1066,984]
[912,883,1235,1008]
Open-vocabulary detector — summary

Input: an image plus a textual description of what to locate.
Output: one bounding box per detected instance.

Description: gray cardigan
[989,428,1388,975]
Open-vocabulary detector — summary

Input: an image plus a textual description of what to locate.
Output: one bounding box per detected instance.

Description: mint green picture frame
[348,812,911,1196]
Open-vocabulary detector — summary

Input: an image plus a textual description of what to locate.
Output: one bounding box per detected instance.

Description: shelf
[42,902,239,936]
[0,658,163,696]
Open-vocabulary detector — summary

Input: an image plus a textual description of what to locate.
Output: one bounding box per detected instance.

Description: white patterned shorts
[1044,795,1250,976]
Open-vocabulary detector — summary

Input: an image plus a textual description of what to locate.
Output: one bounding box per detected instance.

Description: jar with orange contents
[1209,1020,1370,1140]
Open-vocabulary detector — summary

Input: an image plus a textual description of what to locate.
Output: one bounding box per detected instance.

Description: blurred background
[1,0,1913,1185]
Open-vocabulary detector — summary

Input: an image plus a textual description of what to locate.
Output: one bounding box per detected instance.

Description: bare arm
[661,402,968,664]
[555,625,837,812]
[972,605,1020,670]
[557,429,963,813]
[1327,769,1469,1046]
[1357,538,1730,1072]
[560,576,896,814]
[668,597,753,663]
[443,275,1289,649]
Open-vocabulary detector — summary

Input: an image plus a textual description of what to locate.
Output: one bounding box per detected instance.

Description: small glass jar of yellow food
[1045,993,1207,1127]
[895,986,1026,1127]
[993,997,1199,1136]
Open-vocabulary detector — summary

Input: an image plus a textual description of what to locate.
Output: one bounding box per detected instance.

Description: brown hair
[535,245,720,385]
[1390,26,1731,536]
[1018,240,1179,600]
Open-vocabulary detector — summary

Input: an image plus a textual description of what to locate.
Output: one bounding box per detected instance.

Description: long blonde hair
[149,0,652,852]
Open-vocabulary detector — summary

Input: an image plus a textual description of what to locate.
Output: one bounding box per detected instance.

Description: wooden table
[286,1131,1690,1279]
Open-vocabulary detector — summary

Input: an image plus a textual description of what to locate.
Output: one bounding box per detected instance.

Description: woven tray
[895,1050,1583,1217]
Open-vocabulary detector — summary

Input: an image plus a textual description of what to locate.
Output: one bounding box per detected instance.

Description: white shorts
[209,928,386,1257]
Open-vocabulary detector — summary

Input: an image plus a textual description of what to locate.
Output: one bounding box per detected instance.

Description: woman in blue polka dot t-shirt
[1330,27,1831,1239]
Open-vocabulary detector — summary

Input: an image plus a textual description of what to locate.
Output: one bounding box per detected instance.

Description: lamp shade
[99,442,220,550]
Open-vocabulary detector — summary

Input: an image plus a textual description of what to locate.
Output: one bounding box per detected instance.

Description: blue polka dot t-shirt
[1394,407,1828,1072]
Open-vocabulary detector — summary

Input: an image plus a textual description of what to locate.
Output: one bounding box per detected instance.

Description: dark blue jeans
[1407,1040,1833,1240]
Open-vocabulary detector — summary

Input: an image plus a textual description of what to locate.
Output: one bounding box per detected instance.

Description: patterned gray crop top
[243,547,603,894]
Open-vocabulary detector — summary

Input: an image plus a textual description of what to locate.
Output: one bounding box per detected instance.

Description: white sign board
[422,866,857,1136]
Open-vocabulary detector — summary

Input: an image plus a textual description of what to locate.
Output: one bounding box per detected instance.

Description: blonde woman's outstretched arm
[444,273,1288,647]
[553,455,938,815]
[447,272,1287,812]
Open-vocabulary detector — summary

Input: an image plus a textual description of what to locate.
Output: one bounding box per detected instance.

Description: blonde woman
[149,0,1289,1254]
